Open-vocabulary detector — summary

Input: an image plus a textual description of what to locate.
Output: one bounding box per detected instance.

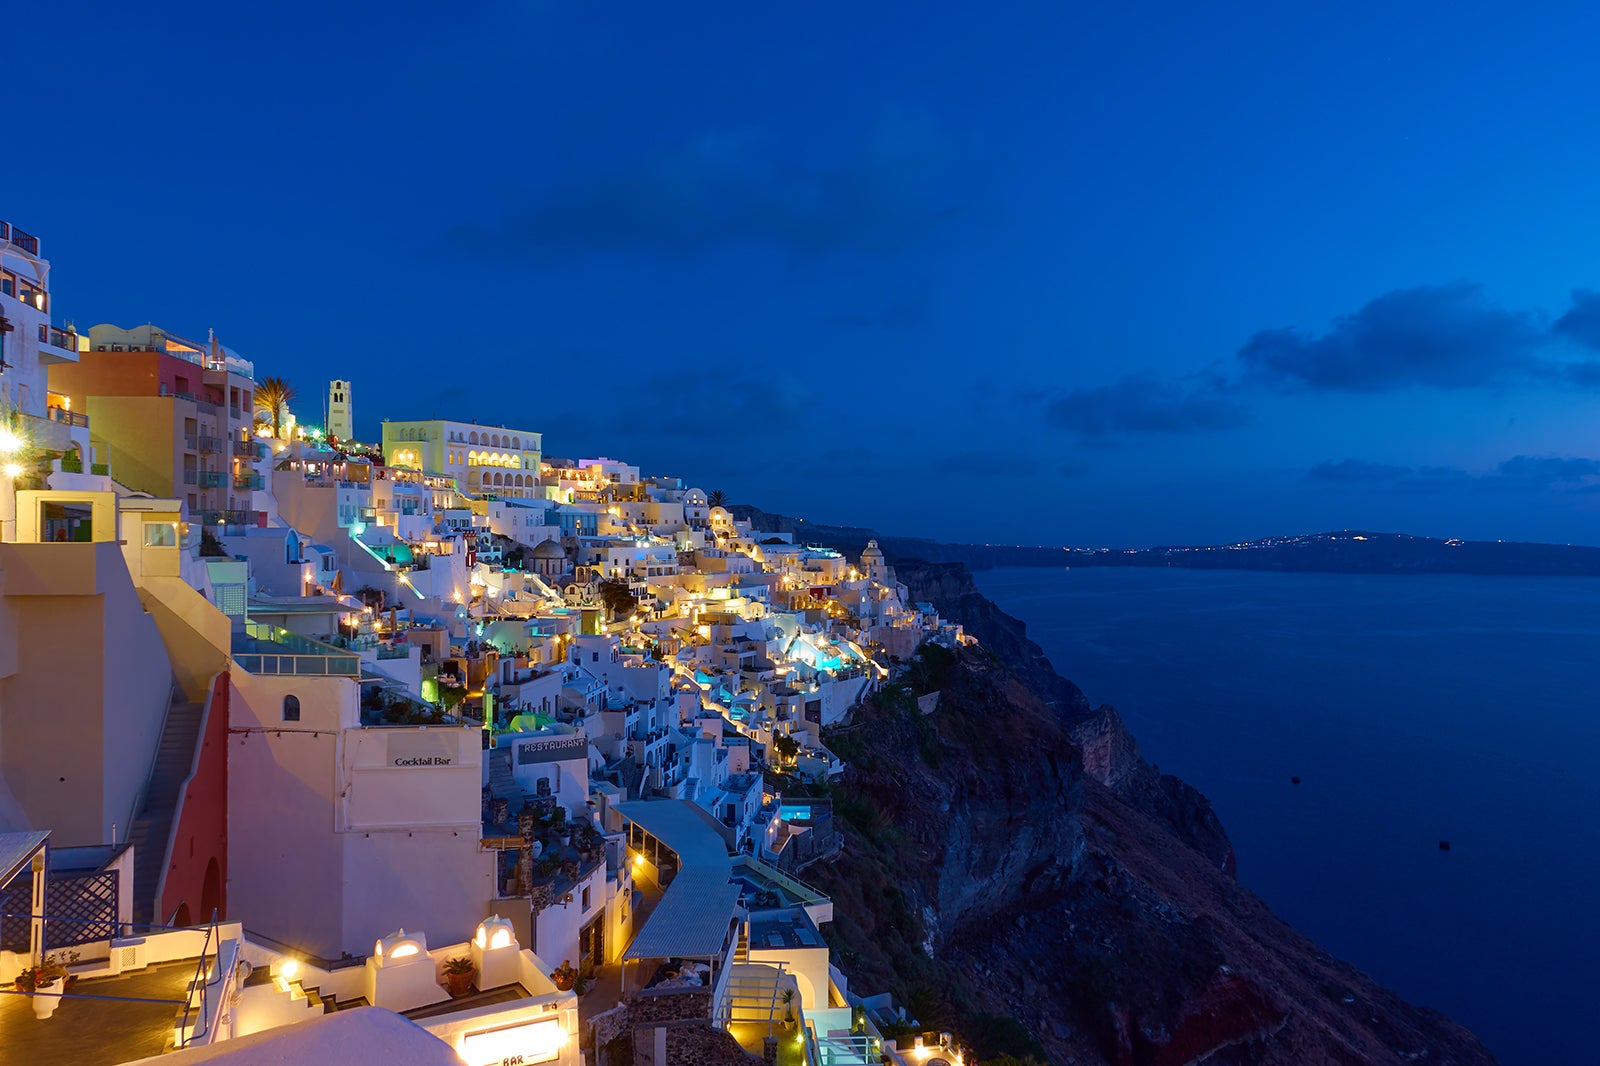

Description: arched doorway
[200,857,222,921]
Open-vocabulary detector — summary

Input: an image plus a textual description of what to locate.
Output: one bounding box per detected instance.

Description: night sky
[16,3,1600,546]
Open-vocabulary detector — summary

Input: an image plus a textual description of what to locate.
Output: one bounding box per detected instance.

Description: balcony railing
[234,473,264,490]
[196,435,222,453]
[37,324,77,351]
[233,623,360,677]
[232,439,263,458]
[197,509,252,527]
[197,471,225,487]
[4,223,39,256]
[46,405,88,427]
[183,470,198,485]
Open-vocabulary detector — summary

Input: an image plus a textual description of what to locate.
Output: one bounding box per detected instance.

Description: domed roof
[861,539,884,560]
[532,539,568,559]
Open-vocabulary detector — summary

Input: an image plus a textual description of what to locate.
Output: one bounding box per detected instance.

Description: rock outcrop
[733,527,1493,1064]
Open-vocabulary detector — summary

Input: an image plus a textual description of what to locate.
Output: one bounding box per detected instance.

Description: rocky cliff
[744,518,1499,1065]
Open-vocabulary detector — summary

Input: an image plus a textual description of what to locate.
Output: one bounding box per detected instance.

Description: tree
[597,578,636,618]
[706,489,726,508]
[254,376,297,438]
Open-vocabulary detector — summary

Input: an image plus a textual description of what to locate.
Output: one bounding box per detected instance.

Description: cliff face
[779,547,1498,1065]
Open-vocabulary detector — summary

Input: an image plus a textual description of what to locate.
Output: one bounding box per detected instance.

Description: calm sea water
[973,566,1600,1066]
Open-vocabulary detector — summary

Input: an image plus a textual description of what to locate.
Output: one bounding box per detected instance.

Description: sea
[972,566,1599,1066]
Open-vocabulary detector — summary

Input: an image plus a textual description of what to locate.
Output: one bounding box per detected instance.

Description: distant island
[732,511,1600,577]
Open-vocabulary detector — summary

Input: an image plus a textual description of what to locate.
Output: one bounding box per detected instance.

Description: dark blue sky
[16,2,1600,545]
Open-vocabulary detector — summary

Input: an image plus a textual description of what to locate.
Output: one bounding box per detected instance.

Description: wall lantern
[374,928,428,966]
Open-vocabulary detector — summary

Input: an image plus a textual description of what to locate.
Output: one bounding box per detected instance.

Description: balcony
[197,508,252,527]
[233,438,266,458]
[234,473,264,491]
[36,324,79,363]
[196,434,221,452]
[2,221,39,255]
[46,405,88,428]
[183,470,198,485]
[233,623,360,676]
[197,471,225,488]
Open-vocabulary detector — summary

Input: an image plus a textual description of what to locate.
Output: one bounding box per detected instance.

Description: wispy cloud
[1045,372,1251,438]
[1308,454,1600,493]
[447,111,962,263]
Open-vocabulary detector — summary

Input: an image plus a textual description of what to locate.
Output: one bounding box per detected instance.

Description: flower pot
[445,970,476,998]
[552,974,575,991]
[32,984,61,1019]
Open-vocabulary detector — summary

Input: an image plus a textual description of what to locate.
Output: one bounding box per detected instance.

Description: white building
[383,419,543,499]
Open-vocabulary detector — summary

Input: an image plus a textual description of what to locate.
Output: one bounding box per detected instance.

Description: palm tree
[254,376,296,438]
[707,489,726,508]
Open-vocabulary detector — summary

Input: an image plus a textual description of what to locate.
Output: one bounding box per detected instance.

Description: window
[283,695,301,722]
[144,522,178,547]
[582,886,591,910]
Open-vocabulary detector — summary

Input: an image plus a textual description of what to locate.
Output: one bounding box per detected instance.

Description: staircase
[129,696,206,928]
[487,748,517,800]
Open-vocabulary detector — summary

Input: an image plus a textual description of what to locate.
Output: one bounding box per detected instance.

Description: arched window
[511,436,520,449]
[469,431,479,445]
[283,695,301,722]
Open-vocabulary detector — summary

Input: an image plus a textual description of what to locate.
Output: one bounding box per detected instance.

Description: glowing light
[0,429,23,454]
[279,958,300,980]
[388,943,419,959]
[3,462,22,479]
[459,1020,566,1066]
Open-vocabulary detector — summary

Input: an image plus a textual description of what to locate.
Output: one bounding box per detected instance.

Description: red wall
[159,671,230,926]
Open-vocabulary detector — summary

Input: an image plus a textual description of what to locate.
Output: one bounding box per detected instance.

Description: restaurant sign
[388,731,456,768]
[516,734,588,765]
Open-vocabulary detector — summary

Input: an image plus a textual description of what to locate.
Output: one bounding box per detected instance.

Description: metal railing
[46,405,87,427]
[177,909,220,1048]
[197,471,225,487]
[196,435,221,453]
[233,473,264,490]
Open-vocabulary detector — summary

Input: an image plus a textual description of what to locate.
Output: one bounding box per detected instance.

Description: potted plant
[16,955,69,1018]
[781,987,795,1030]
[549,960,577,991]
[442,956,476,998]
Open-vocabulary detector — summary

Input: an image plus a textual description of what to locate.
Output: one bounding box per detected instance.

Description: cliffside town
[0,218,1495,1065]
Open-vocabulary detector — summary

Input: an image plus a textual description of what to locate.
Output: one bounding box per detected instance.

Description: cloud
[1307,459,1414,483]
[1237,283,1546,391]
[1308,454,1600,493]
[448,112,961,262]
[1493,454,1600,486]
[1552,289,1600,350]
[1046,373,1251,437]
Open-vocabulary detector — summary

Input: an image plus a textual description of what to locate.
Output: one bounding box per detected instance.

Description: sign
[516,735,588,765]
[459,1019,565,1066]
[388,731,456,768]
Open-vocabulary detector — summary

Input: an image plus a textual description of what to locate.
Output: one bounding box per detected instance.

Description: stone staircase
[488,748,517,801]
[129,695,206,928]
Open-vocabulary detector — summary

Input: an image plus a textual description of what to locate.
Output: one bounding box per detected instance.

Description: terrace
[232,623,360,676]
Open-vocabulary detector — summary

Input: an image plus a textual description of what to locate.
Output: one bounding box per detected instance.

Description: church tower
[327,379,353,441]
